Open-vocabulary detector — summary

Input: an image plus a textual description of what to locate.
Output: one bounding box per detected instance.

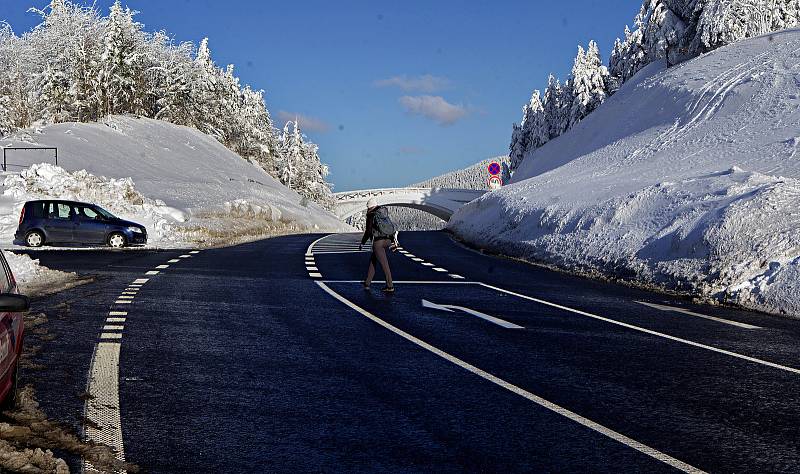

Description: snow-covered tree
[569,41,609,128]
[98,0,144,116]
[543,74,570,138]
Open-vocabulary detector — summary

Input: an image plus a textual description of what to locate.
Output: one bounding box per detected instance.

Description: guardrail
[2,146,58,171]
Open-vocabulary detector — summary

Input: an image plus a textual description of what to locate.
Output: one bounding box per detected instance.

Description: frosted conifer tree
[521,90,548,156]
[569,41,608,128]
[98,0,143,116]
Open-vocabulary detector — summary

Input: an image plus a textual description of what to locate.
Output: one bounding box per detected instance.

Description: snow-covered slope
[0,115,349,249]
[450,30,800,317]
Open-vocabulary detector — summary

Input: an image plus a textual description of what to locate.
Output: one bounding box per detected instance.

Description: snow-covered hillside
[0,115,349,249]
[450,30,800,317]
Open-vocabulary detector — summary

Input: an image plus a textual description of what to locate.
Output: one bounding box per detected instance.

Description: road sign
[487,175,503,190]
[487,161,502,176]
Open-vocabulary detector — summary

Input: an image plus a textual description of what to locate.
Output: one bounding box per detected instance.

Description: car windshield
[92,206,117,220]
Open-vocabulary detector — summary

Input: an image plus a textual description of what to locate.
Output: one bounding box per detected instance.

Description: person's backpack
[372,207,397,239]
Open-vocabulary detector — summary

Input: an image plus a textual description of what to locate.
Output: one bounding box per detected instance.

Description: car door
[0,254,18,400]
[43,202,75,243]
[72,204,109,244]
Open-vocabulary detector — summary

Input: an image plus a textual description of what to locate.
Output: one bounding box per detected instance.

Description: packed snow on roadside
[449,30,800,317]
[0,115,350,251]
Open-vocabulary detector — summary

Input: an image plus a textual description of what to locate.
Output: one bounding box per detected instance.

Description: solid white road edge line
[315,281,703,474]
[479,283,800,375]
[636,301,761,329]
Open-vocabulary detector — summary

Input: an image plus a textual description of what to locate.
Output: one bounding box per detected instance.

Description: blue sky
[0,0,642,191]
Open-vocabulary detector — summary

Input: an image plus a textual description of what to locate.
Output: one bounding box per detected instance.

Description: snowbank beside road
[449,31,800,317]
[0,115,349,249]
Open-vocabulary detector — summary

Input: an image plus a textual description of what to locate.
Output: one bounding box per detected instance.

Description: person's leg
[374,240,393,288]
[365,251,377,287]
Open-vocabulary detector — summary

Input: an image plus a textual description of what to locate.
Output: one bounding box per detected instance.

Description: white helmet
[366,198,378,210]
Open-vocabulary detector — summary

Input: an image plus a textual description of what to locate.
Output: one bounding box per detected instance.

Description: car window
[28,202,46,219]
[76,206,100,220]
[0,253,11,294]
[48,203,72,220]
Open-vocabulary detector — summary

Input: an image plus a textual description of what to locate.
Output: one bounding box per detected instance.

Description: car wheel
[108,232,127,249]
[25,230,44,248]
[1,364,19,411]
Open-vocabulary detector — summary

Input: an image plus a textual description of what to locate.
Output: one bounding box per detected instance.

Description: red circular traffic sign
[487,161,502,176]
[487,175,503,189]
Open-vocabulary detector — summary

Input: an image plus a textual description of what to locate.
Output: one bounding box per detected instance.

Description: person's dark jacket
[361,209,376,245]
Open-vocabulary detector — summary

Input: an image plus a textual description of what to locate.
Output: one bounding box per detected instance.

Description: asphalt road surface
[16,231,800,473]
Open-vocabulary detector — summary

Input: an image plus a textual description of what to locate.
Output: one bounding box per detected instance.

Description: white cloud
[398,95,468,126]
[276,111,331,133]
[374,74,451,93]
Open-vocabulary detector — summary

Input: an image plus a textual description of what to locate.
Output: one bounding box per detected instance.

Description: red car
[0,251,29,409]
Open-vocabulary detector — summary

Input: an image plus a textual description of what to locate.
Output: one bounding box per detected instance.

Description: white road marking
[412,258,424,262]
[312,250,369,255]
[306,267,319,271]
[84,341,125,470]
[449,274,465,279]
[479,283,800,375]
[168,259,180,263]
[118,296,134,300]
[189,250,200,254]
[406,254,417,258]
[107,318,126,323]
[636,301,761,329]
[433,268,448,272]
[132,278,149,284]
[316,281,702,473]
[306,235,329,256]
[309,272,323,278]
[145,271,159,276]
[109,311,127,316]
[156,265,169,269]
[323,280,474,285]
[422,263,435,267]
[103,325,124,331]
[122,292,137,295]
[99,333,122,340]
[115,300,132,305]
[179,255,191,258]
[422,299,523,329]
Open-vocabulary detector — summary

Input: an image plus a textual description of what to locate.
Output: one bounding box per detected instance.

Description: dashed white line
[98,333,122,340]
[84,341,125,470]
[106,318,126,323]
[422,263,435,267]
[179,255,191,259]
[433,268,448,272]
[168,259,180,263]
[122,292,137,295]
[117,296,134,300]
[109,311,128,316]
[306,267,319,271]
[189,250,200,254]
[115,300,132,305]
[636,301,761,329]
[132,278,149,284]
[412,258,424,262]
[309,272,323,278]
[156,265,169,270]
[103,325,124,331]
[145,271,159,276]
[315,281,702,473]
[449,274,465,279]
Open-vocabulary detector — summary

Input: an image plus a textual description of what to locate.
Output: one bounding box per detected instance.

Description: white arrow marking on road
[636,301,761,329]
[422,299,523,329]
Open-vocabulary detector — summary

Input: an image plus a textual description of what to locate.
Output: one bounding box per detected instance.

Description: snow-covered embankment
[449,30,800,317]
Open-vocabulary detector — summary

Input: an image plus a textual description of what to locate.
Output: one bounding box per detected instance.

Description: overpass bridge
[333,187,487,222]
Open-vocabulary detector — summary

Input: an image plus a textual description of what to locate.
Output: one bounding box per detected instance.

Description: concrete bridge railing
[333,187,487,221]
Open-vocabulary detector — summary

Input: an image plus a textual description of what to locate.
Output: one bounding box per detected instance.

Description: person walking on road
[360,198,398,293]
